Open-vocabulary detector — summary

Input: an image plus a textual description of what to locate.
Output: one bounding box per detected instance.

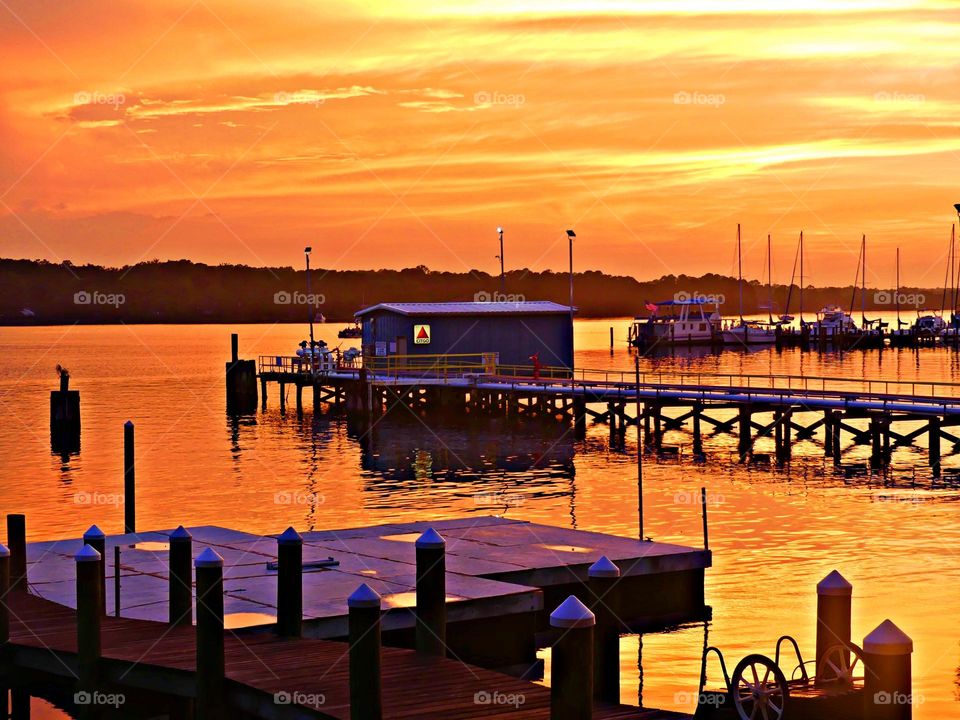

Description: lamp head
[566,229,576,238]
[304,246,312,254]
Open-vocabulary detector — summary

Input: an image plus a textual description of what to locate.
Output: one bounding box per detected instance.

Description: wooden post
[550,596,595,720]
[276,527,303,637]
[6,514,26,591]
[863,620,913,720]
[635,356,643,540]
[169,526,193,627]
[783,407,793,460]
[739,406,752,458]
[113,545,121,618]
[815,570,852,673]
[928,417,941,473]
[0,544,9,643]
[832,412,843,466]
[260,377,268,410]
[824,410,834,457]
[415,528,446,656]
[124,421,135,534]
[75,545,102,702]
[701,487,709,550]
[870,415,882,468]
[692,403,703,457]
[195,548,225,720]
[588,557,620,704]
[82,525,106,615]
[296,383,303,415]
[348,584,383,720]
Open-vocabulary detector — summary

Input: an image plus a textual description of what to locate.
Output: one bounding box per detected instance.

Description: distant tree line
[0,257,946,325]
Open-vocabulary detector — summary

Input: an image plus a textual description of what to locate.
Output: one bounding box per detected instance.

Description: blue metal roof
[355,301,575,317]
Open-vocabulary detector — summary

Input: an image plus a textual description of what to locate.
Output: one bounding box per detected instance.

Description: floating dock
[25,517,711,675]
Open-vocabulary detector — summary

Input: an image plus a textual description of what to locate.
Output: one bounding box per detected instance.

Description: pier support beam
[550,596,595,720]
[589,557,620,704]
[6,514,26,591]
[928,417,940,474]
[75,545,102,711]
[816,570,852,672]
[863,620,913,720]
[169,526,193,627]
[277,527,303,637]
[415,529,446,657]
[195,549,225,720]
[82,525,106,616]
[738,406,752,459]
[824,410,834,457]
[348,584,383,720]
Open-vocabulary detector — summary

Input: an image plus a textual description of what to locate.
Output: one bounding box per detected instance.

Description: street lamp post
[305,246,314,352]
[497,227,504,294]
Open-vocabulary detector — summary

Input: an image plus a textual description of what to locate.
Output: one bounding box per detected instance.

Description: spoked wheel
[817,642,865,688]
[731,654,789,720]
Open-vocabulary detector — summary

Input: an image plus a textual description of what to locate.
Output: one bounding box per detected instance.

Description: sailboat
[723,225,777,345]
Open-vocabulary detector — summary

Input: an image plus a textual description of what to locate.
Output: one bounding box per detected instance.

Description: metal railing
[259,352,960,400]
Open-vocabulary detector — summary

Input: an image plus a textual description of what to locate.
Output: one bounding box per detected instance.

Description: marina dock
[24,517,711,675]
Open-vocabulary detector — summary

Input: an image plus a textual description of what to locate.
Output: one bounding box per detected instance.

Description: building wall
[361,311,574,369]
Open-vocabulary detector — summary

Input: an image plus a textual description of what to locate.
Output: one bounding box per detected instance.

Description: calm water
[1,318,959,718]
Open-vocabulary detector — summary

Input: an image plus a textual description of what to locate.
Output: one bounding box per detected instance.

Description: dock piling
[82,525,106,615]
[588,557,620,704]
[550,595,595,720]
[225,333,258,414]
[701,487,709,550]
[863,620,913,720]
[6,514,26,591]
[815,570,852,672]
[195,548,225,720]
[276,527,303,637]
[348,583,383,720]
[75,545,102,700]
[0,544,9,643]
[415,528,446,656]
[169,526,193,626]
[113,545,120,618]
[123,421,136,534]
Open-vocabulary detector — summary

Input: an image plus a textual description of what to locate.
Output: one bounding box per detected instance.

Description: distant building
[355,301,575,369]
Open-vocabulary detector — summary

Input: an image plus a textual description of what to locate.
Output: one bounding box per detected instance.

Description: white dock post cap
[194,547,224,568]
[550,595,596,629]
[864,619,913,655]
[348,583,382,608]
[0,543,9,557]
[75,544,102,562]
[83,524,105,540]
[277,527,303,545]
[170,525,192,540]
[415,528,446,549]
[817,570,853,597]
[588,556,621,579]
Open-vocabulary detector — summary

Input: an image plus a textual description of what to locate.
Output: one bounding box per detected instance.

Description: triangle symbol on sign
[417,327,429,339]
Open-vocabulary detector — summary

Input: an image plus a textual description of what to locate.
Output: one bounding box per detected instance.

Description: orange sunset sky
[2,0,959,286]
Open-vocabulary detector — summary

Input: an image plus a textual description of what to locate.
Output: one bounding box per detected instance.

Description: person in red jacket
[529,352,542,380]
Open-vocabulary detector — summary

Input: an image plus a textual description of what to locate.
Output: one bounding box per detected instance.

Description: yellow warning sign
[414,324,431,344]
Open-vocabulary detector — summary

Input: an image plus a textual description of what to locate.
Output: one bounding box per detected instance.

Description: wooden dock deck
[6,588,690,720]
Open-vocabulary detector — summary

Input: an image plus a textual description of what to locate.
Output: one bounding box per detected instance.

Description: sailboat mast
[737,223,743,323]
[895,247,900,327]
[767,234,773,324]
[799,231,804,323]
[861,234,866,326]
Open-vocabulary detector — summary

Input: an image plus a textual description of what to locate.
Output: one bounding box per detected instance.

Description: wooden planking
[5,590,687,720]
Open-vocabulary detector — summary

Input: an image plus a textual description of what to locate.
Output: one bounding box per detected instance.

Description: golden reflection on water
[0,319,958,717]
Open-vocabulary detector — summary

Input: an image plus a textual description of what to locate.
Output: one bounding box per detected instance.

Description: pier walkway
[6,590,688,719]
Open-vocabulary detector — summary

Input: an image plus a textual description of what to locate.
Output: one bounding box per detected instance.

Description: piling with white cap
[348,583,383,720]
[0,544,9,643]
[415,528,446,656]
[75,544,102,694]
[550,595,595,720]
[195,548,225,720]
[6,514,26,591]
[277,527,303,637]
[588,556,620,703]
[816,570,853,672]
[169,525,193,627]
[83,524,106,615]
[863,620,914,720]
